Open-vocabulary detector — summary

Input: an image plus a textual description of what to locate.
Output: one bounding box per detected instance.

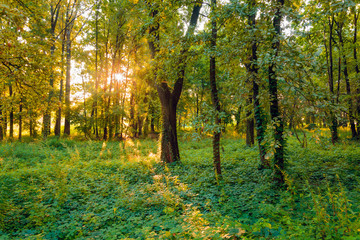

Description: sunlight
[114,73,126,84]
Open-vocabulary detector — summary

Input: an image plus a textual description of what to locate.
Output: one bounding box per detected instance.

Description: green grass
[1,132,360,239]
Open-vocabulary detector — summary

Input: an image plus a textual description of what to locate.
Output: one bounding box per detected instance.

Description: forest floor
[1,129,360,239]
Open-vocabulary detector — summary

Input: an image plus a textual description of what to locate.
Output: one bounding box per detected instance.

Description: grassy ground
[1,130,360,239]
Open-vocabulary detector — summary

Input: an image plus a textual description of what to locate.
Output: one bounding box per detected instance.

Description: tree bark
[157,83,180,162]
[103,28,110,140]
[327,16,339,144]
[0,102,3,141]
[210,0,222,178]
[248,0,268,168]
[55,28,66,136]
[64,8,72,136]
[18,98,22,140]
[9,85,14,139]
[245,97,255,147]
[353,9,360,137]
[268,0,285,185]
[94,1,100,139]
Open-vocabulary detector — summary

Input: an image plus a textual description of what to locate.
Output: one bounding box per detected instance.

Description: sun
[114,73,126,84]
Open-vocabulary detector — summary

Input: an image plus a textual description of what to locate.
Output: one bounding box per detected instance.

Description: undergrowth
[0,133,360,239]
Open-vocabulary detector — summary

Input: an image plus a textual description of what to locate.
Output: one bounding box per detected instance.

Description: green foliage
[1,134,360,239]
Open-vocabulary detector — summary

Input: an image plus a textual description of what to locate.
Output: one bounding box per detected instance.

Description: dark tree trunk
[268,0,285,185]
[94,0,100,139]
[210,0,222,178]
[328,16,339,143]
[81,75,88,138]
[336,56,341,104]
[248,0,268,168]
[157,83,180,162]
[19,98,22,140]
[9,85,14,139]
[64,11,72,136]
[103,31,111,141]
[246,97,255,147]
[0,104,3,141]
[3,111,7,138]
[129,87,136,137]
[353,9,360,137]
[55,29,66,136]
[138,116,143,137]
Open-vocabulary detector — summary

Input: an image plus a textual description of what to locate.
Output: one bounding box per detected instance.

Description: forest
[1,0,360,239]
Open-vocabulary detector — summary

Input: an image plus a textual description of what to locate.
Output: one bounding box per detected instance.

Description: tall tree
[353,7,360,137]
[268,0,285,185]
[43,0,62,139]
[63,0,79,136]
[326,15,339,144]
[247,0,268,168]
[147,2,202,163]
[336,16,357,138]
[209,0,222,178]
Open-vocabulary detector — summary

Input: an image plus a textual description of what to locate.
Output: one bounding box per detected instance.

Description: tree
[147,1,202,163]
[268,0,286,184]
[209,0,222,178]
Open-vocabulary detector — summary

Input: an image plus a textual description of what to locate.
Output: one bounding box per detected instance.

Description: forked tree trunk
[147,3,202,163]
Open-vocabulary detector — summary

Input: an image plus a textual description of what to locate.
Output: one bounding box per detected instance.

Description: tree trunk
[248,0,268,168]
[327,16,338,144]
[3,111,7,138]
[268,0,285,185]
[129,86,136,137]
[103,29,110,140]
[0,103,3,141]
[19,98,22,140]
[336,56,341,104]
[64,11,72,136]
[138,115,143,137]
[94,1,100,139]
[246,97,255,147]
[9,85,14,139]
[55,29,66,136]
[210,0,222,178]
[353,9,360,137]
[43,43,55,138]
[157,83,180,162]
